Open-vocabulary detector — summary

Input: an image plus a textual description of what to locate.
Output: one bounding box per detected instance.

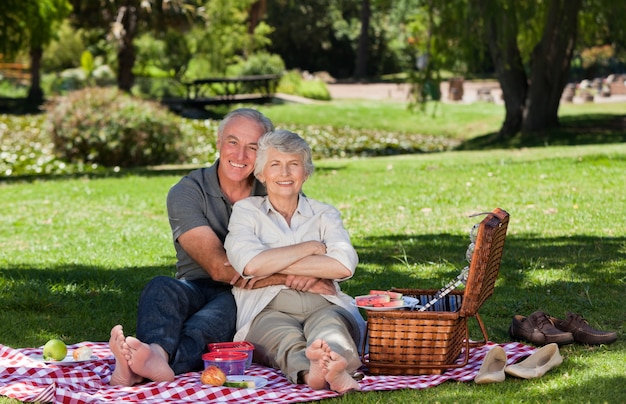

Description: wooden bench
[0,62,31,84]
[182,74,281,107]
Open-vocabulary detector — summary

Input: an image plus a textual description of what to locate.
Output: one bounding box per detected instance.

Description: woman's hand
[286,275,337,295]
[305,240,327,256]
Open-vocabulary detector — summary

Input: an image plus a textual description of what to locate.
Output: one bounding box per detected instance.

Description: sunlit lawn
[2,143,625,403]
[1,98,625,403]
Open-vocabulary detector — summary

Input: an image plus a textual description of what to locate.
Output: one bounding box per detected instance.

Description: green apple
[43,339,67,361]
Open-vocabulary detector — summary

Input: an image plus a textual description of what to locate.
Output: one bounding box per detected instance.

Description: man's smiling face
[216,117,263,183]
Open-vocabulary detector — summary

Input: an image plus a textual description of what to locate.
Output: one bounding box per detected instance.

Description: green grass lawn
[1,99,625,403]
[2,145,625,403]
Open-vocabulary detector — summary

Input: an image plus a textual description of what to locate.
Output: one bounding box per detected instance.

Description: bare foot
[325,350,360,394]
[109,325,143,386]
[125,336,175,383]
[304,339,331,390]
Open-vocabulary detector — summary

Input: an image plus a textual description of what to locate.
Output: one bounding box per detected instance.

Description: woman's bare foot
[325,351,360,394]
[125,336,175,383]
[304,339,331,390]
[109,325,143,386]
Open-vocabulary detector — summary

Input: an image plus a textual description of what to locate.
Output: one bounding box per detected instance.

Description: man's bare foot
[125,336,175,383]
[304,339,331,390]
[109,325,144,386]
[325,351,360,393]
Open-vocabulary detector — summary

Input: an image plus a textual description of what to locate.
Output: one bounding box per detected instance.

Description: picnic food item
[200,365,227,386]
[375,299,405,308]
[72,346,93,361]
[43,339,67,361]
[224,379,256,388]
[356,290,405,308]
[355,294,391,306]
[369,290,403,300]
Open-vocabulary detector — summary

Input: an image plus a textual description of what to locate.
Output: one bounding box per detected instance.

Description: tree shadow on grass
[2,232,623,348]
[0,263,172,348]
[456,113,626,150]
[413,374,626,403]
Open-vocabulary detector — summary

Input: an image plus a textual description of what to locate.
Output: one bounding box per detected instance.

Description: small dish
[225,375,267,389]
[30,354,98,365]
[352,302,409,311]
[351,297,421,311]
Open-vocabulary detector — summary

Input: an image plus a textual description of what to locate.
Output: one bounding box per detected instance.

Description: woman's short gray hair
[217,108,274,140]
[254,129,315,178]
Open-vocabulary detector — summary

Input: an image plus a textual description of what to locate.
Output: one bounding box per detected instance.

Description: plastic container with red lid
[202,351,247,375]
[207,341,255,369]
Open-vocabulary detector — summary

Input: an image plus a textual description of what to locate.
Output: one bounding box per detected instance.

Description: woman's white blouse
[225,195,365,344]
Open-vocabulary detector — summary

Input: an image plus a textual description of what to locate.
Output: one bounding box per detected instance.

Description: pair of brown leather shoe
[509,310,617,346]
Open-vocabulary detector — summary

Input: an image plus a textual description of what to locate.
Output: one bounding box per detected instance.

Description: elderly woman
[224,129,365,393]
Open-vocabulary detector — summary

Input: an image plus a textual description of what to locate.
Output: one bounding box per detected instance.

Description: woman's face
[257,147,307,199]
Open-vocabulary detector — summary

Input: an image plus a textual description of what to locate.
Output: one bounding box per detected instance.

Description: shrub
[45,87,183,167]
[296,79,331,101]
[227,52,286,94]
[277,70,331,101]
[229,52,285,77]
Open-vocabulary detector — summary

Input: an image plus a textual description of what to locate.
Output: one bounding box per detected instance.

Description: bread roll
[72,346,93,361]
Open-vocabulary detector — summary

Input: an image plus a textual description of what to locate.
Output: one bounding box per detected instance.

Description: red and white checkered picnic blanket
[0,341,535,403]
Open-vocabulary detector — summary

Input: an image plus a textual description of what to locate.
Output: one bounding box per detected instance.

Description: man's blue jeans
[136,276,236,375]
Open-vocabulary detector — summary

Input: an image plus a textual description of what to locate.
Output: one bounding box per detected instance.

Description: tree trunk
[354,0,371,80]
[248,0,266,34]
[117,5,138,93]
[482,1,528,138]
[26,46,44,111]
[522,0,582,134]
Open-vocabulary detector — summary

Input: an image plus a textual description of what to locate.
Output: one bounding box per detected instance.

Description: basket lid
[460,208,509,317]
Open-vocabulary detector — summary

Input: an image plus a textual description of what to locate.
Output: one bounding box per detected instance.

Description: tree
[408,0,626,138]
[478,0,582,137]
[68,0,205,92]
[265,0,361,79]
[265,0,417,80]
[188,0,272,78]
[0,0,72,109]
[353,0,371,80]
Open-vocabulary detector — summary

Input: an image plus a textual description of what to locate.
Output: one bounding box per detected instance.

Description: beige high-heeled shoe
[504,343,563,379]
[474,345,507,384]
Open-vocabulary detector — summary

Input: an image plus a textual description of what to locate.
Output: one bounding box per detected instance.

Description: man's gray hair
[254,129,315,178]
[217,108,274,139]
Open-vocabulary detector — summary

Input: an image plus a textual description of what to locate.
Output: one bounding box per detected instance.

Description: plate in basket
[352,296,422,311]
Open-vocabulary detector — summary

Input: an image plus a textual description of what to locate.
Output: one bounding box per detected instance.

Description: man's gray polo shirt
[166,159,266,281]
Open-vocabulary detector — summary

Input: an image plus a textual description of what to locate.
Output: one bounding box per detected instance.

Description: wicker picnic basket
[361,208,510,375]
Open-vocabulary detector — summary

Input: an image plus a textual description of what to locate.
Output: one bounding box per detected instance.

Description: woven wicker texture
[363,208,510,375]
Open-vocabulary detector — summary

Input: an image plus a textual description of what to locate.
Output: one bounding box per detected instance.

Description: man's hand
[230,272,336,295]
[285,275,336,295]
